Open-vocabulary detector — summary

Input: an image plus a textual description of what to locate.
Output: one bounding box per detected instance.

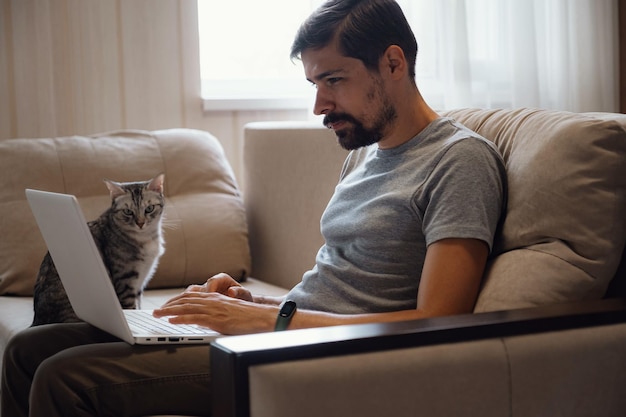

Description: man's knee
[33,350,72,387]
[3,327,43,374]
[30,350,97,416]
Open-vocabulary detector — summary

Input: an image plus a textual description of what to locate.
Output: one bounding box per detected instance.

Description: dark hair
[290,0,418,79]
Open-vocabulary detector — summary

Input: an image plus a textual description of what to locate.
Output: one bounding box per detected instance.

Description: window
[197,0,324,111]
[198,0,618,113]
[197,0,438,111]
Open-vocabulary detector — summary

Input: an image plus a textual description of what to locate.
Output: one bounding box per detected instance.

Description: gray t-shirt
[286,117,507,314]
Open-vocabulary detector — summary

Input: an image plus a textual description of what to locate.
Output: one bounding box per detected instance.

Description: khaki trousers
[1,323,211,417]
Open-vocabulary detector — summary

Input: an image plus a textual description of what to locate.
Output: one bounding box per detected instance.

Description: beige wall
[0,0,309,182]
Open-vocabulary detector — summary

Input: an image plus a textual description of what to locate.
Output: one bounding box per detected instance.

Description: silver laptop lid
[25,189,135,344]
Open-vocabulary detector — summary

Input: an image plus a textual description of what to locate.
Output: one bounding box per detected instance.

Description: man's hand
[184,272,253,302]
[152,291,276,335]
[152,272,289,334]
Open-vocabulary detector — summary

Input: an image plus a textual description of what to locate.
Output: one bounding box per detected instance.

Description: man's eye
[327,77,341,86]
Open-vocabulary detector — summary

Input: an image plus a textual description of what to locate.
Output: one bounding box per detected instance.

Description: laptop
[25,188,221,345]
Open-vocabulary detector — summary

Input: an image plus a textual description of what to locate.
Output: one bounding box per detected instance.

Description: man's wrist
[274,300,297,331]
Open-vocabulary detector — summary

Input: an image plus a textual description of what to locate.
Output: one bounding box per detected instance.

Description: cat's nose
[136,219,145,229]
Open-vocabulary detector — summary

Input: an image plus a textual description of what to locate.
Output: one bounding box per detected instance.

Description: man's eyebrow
[307,69,343,84]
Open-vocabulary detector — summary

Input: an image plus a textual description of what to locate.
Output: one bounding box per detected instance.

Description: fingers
[227,286,254,302]
[153,292,214,317]
[152,291,278,335]
[203,273,252,301]
[182,273,240,295]
[152,292,241,333]
[185,284,206,292]
[205,273,237,292]
[159,273,251,315]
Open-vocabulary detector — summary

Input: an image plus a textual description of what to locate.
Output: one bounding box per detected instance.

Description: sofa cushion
[443,109,626,311]
[0,128,250,296]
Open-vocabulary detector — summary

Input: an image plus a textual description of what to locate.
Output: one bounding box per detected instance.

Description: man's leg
[2,323,212,417]
[30,340,211,417]
[2,323,117,417]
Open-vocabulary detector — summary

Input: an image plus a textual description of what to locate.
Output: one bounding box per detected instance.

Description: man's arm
[416,237,488,316]
[285,237,488,329]
[153,238,488,334]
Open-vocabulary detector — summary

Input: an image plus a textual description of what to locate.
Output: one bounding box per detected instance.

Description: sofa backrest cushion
[442,109,626,311]
[0,128,251,296]
[243,122,348,290]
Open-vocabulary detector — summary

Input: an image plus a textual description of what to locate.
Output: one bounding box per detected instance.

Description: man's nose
[312,88,334,116]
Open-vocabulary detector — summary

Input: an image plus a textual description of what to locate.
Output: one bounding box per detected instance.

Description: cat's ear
[148,173,165,194]
[104,179,126,200]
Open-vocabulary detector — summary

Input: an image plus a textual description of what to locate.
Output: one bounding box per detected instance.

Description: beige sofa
[1,108,625,417]
[227,108,626,417]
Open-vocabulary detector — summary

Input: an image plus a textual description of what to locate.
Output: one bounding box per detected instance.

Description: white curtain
[401,0,619,112]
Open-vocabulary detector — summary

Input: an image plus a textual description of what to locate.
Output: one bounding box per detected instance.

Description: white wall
[0,0,310,182]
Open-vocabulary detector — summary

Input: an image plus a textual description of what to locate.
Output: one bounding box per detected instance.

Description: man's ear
[381,45,408,80]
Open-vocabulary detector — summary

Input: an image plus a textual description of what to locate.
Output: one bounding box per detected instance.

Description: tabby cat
[31,174,166,326]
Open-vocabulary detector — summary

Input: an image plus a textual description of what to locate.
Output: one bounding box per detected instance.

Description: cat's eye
[122,209,134,217]
[145,205,155,214]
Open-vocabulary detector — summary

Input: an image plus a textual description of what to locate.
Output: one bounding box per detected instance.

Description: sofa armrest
[211,298,626,417]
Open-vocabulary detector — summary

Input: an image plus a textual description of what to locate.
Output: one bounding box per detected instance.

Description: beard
[322,82,398,150]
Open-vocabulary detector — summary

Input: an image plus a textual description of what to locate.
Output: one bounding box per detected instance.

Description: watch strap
[275,300,297,331]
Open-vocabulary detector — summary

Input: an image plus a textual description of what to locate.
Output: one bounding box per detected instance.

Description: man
[1,0,506,415]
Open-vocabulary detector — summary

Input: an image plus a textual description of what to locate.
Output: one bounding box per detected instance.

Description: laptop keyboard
[124,310,209,335]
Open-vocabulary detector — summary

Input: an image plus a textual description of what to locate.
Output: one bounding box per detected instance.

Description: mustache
[323,112,360,128]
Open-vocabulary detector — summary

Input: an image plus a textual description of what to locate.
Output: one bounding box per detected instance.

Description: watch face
[280,301,297,317]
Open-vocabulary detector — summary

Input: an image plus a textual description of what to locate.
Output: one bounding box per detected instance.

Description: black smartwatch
[274,300,297,331]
